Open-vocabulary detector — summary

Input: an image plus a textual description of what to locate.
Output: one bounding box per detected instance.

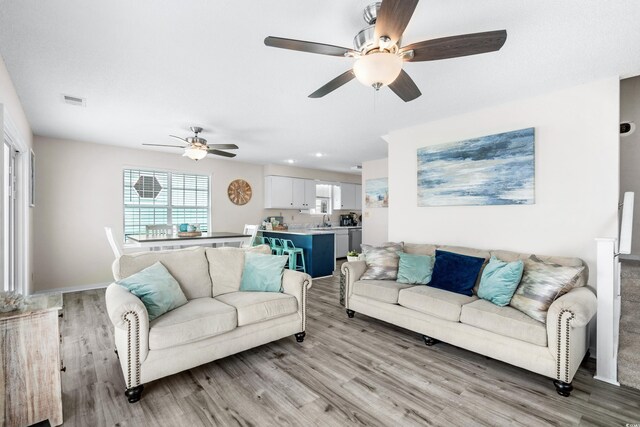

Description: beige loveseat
[105,245,311,403]
[341,243,597,397]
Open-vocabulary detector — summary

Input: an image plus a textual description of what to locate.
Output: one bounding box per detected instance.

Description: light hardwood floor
[59,267,640,426]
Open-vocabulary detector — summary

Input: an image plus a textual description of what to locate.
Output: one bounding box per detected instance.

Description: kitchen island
[261,230,335,278]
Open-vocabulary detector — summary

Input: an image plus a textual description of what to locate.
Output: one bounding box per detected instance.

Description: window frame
[122,166,212,238]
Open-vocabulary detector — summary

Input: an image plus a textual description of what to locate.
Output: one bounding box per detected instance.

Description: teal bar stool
[281,239,306,273]
[254,236,267,246]
[269,237,285,256]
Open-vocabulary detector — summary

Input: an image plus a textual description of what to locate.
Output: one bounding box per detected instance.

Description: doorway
[3,140,17,291]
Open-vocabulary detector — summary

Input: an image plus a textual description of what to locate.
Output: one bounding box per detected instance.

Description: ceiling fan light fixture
[184,146,208,161]
[353,52,402,89]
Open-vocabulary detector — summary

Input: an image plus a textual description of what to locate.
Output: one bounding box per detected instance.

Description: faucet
[322,214,330,227]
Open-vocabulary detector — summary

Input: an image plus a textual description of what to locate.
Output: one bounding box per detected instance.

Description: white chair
[105,227,123,258]
[242,224,259,248]
[145,224,173,235]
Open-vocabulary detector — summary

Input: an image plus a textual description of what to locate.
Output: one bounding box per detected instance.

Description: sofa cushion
[477,256,524,307]
[403,243,437,256]
[397,285,477,322]
[115,246,212,299]
[215,291,298,327]
[148,298,237,350]
[429,250,486,296]
[239,253,288,292]
[352,280,415,304]
[460,299,547,346]
[205,245,273,297]
[491,250,588,288]
[117,261,187,321]
[361,242,404,280]
[397,252,434,285]
[510,255,585,323]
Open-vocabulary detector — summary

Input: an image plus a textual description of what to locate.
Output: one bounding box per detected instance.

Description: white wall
[0,55,34,294]
[362,158,389,246]
[620,75,640,258]
[33,137,362,291]
[386,78,620,285]
[34,137,266,292]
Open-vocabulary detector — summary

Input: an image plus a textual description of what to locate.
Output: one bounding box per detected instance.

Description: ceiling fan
[143,127,239,160]
[264,0,507,102]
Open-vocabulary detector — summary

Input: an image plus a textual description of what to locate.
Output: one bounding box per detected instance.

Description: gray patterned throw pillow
[509,255,585,323]
[360,242,404,280]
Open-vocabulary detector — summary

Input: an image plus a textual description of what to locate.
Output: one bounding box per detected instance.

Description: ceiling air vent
[350,165,363,171]
[62,94,86,107]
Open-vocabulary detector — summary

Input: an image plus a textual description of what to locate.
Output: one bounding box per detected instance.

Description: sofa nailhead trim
[343,267,350,309]
[124,311,141,389]
[556,309,576,383]
[303,278,309,331]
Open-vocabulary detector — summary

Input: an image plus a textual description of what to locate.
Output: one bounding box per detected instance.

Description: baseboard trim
[593,375,620,386]
[34,282,111,295]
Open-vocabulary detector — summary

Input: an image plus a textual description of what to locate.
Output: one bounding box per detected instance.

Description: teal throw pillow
[117,261,188,321]
[396,252,434,285]
[240,252,288,292]
[477,256,524,306]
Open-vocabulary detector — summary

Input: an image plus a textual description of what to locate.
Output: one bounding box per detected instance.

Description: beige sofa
[341,243,597,397]
[105,245,311,403]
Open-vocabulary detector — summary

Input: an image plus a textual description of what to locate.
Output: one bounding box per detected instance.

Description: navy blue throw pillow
[429,250,486,296]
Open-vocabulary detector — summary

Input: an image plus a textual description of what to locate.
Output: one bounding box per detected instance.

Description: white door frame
[1,106,30,295]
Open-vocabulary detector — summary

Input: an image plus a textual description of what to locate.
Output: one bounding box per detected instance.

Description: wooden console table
[0,293,64,427]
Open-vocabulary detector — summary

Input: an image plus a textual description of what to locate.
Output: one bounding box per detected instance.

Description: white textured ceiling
[1,0,639,172]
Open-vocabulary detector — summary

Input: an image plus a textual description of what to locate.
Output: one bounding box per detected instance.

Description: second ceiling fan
[143,127,238,160]
[265,0,507,102]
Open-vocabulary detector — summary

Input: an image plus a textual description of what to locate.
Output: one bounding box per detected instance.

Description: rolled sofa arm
[341,261,367,309]
[282,270,312,332]
[546,287,597,383]
[105,283,150,388]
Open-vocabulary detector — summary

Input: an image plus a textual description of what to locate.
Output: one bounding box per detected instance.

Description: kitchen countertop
[259,226,361,236]
[260,229,333,236]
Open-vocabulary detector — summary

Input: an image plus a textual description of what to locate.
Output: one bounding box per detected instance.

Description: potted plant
[347,250,362,262]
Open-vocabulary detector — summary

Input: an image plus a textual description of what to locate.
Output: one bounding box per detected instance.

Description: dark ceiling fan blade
[142,143,185,148]
[388,70,421,102]
[308,70,355,98]
[264,36,355,57]
[402,30,507,62]
[169,135,189,143]
[207,149,237,158]
[374,0,419,46]
[207,143,239,150]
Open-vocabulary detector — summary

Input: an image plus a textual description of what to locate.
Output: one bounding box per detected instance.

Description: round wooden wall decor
[227,179,252,205]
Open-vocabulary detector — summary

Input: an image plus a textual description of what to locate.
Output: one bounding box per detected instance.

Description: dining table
[126,231,251,251]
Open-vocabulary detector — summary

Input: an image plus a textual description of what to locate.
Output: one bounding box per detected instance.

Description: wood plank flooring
[58,266,640,426]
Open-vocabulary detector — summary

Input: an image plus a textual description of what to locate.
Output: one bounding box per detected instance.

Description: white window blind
[123,168,209,236]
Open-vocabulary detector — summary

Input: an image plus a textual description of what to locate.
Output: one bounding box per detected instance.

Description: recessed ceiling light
[285,159,296,164]
[315,152,324,158]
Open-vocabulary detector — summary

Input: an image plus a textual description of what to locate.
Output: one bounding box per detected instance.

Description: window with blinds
[123,168,210,236]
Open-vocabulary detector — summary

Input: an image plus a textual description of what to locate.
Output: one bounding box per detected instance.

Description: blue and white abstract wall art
[417,128,535,206]
[365,178,389,208]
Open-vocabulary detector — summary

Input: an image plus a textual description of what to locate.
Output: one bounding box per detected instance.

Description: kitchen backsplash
[263,209,361,229]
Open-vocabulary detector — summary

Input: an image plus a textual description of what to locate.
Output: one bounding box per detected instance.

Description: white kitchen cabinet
[355,184,362,210]
[264,176,294,208]
[304,179,316,208]
[292,178,305,208]
[265,176,316,209]
[339,183,357,210]
[292,178,316,209]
